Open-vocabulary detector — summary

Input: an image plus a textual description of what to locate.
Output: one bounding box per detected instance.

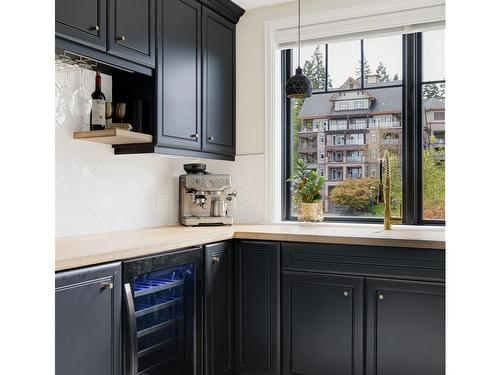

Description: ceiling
[233,0,294,10]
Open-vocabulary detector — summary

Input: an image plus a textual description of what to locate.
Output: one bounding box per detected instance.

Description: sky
[293,29,445,88]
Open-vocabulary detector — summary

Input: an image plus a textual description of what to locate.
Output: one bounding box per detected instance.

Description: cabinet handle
[343,290,350,297]
[102,282,113,290]
[207,136,215,142]
[378,294,384,300]
[89,25,100,31]
[117,35,126,41]
[190,133,199,139]
[212,256,221,263]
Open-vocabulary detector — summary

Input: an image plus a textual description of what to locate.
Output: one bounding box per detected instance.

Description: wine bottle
[90,71,106,131]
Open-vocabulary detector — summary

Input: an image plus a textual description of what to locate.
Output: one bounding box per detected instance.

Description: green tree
[423,148,445,219]
[375,62,390,81]
[329,178,379,213]
[392,73,399,81]
[423,83,445,99]
[303,46,331,90]
[355,57,372,81]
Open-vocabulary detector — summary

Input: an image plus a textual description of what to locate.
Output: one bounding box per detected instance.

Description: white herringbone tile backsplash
[55,69,265,237]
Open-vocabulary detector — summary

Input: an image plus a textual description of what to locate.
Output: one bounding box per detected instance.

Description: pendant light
[285,0,312,99]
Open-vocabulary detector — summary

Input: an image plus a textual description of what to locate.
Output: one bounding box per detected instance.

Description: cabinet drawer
[281,242,445,282]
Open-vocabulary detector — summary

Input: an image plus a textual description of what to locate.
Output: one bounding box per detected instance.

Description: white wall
[55,70,264,237]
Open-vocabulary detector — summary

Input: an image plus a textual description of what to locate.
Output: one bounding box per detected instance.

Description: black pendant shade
[286,67,312,99]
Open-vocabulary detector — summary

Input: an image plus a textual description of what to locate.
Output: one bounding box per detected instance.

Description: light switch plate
[156,194,169,211]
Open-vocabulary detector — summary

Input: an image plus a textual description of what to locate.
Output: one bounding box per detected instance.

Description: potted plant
[288,158,325,222]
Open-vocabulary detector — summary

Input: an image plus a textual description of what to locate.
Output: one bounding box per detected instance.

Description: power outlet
[156,194,169,211]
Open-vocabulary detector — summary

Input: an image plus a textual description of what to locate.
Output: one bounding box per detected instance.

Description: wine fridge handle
[124,283,138,375]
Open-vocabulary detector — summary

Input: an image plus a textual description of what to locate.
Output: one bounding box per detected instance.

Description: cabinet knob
[102,282,113,290]
[89,25,100,31]
[207,136,215,142]
[212,256,221,263]
[117,35,126,41]
[190,133,199,139]
[343,291,350,297]
[378,294,384,300]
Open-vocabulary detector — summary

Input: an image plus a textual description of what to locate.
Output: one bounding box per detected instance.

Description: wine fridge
[123,248,202,375]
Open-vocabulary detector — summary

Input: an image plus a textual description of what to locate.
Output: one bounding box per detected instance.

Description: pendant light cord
[297,0,301,68]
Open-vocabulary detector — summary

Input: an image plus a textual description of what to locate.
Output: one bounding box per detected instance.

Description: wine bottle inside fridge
[90,71,106,131]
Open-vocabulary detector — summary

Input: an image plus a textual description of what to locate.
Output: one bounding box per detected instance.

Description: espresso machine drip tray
[181,216,233,226]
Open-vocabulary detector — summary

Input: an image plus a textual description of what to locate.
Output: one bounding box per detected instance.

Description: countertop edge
[55,226,445,272]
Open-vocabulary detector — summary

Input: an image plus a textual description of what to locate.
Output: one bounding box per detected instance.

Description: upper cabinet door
[55,0,106,51]
[202,7,235,156]
[366,278,445,375]
[107,0,155,67]
[157,0,202,151]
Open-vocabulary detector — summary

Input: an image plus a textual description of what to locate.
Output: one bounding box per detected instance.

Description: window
[284,32,443,224]
[422,29,445,221]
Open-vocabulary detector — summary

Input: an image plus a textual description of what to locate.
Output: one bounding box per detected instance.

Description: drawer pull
[89,25,100,31]
[117,35,126,41]
[102,282,114,290]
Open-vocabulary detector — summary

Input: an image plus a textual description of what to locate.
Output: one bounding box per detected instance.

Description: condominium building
[298,76,445,213]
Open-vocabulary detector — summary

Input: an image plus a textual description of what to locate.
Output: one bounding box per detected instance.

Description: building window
[434,111,445,120]
[354,100,364,109]
[285,31,442,224]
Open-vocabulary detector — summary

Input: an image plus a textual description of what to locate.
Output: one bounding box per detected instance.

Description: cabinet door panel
[282,272,363,375]
[55,262,121,375]
[202,7,235,156]
[235,241,280,375]
[205,241,234,375]
[366,278,445,375]
[108,0,155,66]
[55,0,106,50]
[157,0,201,150]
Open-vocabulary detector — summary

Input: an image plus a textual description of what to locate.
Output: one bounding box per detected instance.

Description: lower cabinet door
[204,241,234,375]
[235,240,280,375]
[55,262,121,375]
[282,272,364,375]
[366,278,445,375]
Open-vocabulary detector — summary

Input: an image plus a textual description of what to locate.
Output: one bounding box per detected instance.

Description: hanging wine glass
[55,66,67,128]
[73,67,92,117]
[60,63,76,115]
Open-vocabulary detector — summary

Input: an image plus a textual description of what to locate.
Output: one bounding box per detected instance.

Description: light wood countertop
[55,223,445,271]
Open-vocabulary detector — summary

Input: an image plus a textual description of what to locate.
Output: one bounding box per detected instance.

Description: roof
[300,84,403,119]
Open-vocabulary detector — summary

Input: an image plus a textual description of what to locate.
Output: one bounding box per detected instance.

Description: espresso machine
[179,163,237,226]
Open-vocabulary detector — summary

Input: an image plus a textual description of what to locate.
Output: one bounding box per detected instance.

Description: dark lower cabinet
[156,0,202,151]
[202,6,235,156]
[204,241,234,375]
[235,241,280,375]
[55,262,121,375]
[282,272,364,375]
[366,278,445,375]
[107,0,155,66]
[55,0,106,51]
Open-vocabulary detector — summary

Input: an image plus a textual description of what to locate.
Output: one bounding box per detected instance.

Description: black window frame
[281,32,445,225]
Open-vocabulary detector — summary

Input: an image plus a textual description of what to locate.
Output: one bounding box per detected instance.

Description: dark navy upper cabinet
[366,278,445,375]
[55,0,107,51]
[156,0,202,151]
[202,6,236,156]
[282,272,364,375]
[107,0,155,67]
[235,241,280,375]
[204,241,234,375]
[55,262,121,375]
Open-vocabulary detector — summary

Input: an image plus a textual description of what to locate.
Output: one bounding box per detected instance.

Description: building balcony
[346,156,364,162]
[298,127,318,133]
[370,121,401,129]
[345,140,365,145]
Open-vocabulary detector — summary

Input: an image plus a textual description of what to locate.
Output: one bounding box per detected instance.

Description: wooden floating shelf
[73,129,153,145]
